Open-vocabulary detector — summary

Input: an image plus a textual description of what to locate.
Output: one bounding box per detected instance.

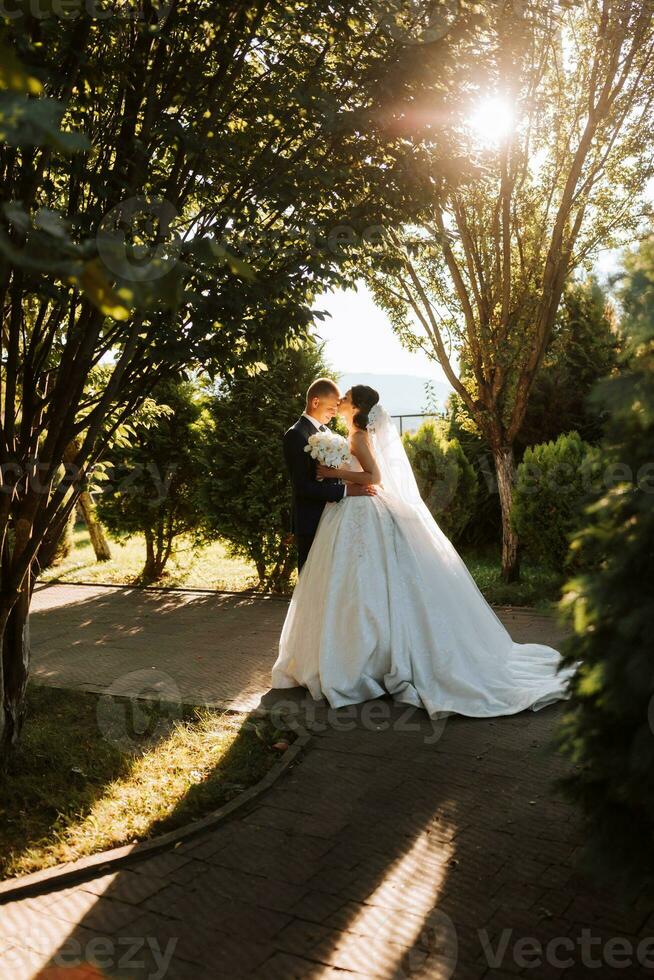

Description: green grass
[42,524,260,591]
[0,685,295,880]
[42,525,563,608]
[461,546,565,611]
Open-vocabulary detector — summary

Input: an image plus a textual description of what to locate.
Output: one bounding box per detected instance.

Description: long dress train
[271,409,579,720]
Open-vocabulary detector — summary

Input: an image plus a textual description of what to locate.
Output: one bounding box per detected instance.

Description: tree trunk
[142,525,169,582]
[255,559,267,586]
[268,540,295,595]
[38,507,76,571]
[0,575,31,769]
[78,491,111,561]
[493,444,520,583]
[53,508,76,565]
[143,529,158,582]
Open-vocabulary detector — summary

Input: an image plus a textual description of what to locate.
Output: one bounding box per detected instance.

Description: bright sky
[315,247,627,379]
[313,283,440,377]
[314,93,653,379]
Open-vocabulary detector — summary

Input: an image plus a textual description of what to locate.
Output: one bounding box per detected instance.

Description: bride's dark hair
[351,385,380,431]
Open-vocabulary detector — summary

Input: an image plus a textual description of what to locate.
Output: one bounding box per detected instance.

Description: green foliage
[403,419,478,542]
[96,379,208,582]
[445,394,503,548]
[0,0,475,595]
[0,685,289,879]
[363,2,654,584]
[44,508,76,570]
[459,545,566,610]
[0,33,90,152]
[0,1,480,760]
[1,2,477,361]
[446,278,620,551]
[200,341,333,592]
[517,277,621,450]
[511,431,600,571]
[551,241,654,901]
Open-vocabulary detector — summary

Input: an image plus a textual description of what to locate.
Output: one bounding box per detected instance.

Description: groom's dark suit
[283,415,345,571]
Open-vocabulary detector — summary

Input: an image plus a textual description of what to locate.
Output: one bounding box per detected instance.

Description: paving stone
[243,805,349,840]
[216,873,307,916]
[201,934,276,977]
[110,909,275,976]
[274,918,338,956]
[207,842,322,886]
[3,588,639,980]
[141,882,195,917]
[289,890,350,924]
[78,868,169,904]
[128,851,193,878]
[47,891,143,933]
[0,943,45,979]
[163,858,213,888]
[565,894,651,934]
[254,950,359,979]
[30,584,286,711]
[0,901,106,965]
[311,932,413,977]
[324,900,427,946]
[175,828,237,861]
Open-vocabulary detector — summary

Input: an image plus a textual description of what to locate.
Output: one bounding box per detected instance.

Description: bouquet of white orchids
[304,431,351,477]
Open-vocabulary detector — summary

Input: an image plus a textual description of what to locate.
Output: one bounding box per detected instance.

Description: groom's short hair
[306,378,339,404]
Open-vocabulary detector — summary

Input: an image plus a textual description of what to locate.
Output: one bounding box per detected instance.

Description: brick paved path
[30,583,287,709]
[1,585,650,979]
[30,583,570,709]
[2,702,652,979]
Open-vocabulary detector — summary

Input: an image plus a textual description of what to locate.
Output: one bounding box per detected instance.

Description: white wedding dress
[271,405,580,720]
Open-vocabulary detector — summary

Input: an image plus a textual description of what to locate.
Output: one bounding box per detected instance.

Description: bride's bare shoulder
[349,429,370,450]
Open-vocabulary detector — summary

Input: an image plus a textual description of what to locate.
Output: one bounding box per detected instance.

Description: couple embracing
[272,377,579,721]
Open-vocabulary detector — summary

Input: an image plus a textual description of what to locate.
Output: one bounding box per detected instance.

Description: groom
[283,378,376,572]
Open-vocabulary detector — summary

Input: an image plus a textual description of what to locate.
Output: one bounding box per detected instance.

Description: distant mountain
[337,373,453,420]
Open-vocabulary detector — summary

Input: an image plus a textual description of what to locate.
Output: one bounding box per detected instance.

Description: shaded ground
[1,585,649,979]
[1,699,652,979]
[30,583,568,709]
[30,583,286,710]
[1,686,288,880]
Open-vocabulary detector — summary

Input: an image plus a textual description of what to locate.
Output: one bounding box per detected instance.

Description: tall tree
[96,379,207,583]
[366,0,654,580]
[0,1,483,763]
[516,275,620,451]
[200,341,335,594]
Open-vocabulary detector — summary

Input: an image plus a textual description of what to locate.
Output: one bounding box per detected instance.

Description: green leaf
[0,40,43,95]
[190,238,256,281]
[0,92,90,151]
[34,208,69,239]
[77,260,133,321]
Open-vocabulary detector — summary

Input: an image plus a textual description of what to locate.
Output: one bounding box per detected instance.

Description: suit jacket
[283,416,345,538]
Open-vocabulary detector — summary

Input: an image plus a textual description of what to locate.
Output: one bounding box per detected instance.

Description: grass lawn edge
[0,707,312,905]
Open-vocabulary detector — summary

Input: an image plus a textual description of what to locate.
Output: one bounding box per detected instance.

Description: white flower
[304,431,351,469]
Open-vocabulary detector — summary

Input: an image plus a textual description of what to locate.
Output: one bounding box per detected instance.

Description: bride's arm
[318,431,381,485]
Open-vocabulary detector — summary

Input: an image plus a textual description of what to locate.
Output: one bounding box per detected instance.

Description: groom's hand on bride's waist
[345,484,377,497]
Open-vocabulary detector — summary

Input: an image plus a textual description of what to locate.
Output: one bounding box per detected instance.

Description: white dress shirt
[302,413,348,496]
[302,412,324,431]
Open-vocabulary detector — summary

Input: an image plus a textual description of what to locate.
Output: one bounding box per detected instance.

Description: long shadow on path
[1,693,652,979]
[29,583,287,710]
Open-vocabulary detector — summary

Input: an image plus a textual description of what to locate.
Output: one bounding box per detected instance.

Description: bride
[271,385,579,719]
